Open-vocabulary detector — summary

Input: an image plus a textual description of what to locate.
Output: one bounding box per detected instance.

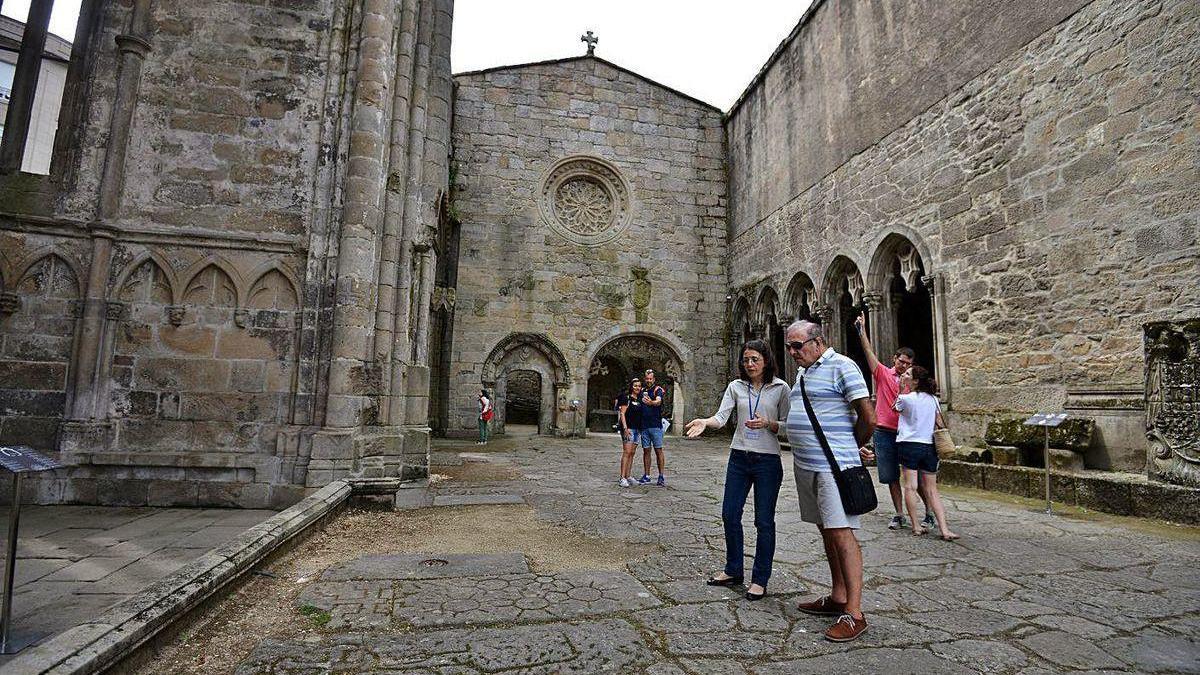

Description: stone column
[862,291,890,359]
[412,245,436,363]
[387,0,436,424]
[922,274,953,406]
[62,0,153,458]
[814,304,836,349]
[372,0,419,425]
[324,0,399,428]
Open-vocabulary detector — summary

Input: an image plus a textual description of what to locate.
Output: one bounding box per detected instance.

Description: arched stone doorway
[783,271,817,382]
[754,286,785,376]
[585,333,686,435]
[731,295,753,375]
[867,232,949,401]
[821,256,870,385]
[481,333,570,435]
[504,369,542,427]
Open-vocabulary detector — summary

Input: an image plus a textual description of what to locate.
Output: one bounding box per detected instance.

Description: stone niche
[1145,318,1200,487]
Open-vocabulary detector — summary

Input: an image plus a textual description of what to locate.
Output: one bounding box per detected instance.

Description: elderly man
[786,320,875,642]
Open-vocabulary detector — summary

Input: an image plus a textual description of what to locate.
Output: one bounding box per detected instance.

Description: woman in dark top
[618,378,643,487]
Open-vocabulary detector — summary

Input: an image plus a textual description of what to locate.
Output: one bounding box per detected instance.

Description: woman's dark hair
[910,366,939,395]
[737,339,776,383]
[628,377,642,395]
[480,389,489,398]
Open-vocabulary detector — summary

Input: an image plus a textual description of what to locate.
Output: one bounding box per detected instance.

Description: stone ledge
[938,459,1200,525]
[3,480,353,675]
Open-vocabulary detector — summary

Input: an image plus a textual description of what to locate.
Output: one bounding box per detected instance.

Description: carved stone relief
[1145,318,1200,487]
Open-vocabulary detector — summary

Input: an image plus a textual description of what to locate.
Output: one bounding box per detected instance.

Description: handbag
[799,375,878,516]
[933,428,955,459]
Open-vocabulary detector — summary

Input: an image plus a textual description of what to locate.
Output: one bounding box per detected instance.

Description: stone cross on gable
[581,31,598,56]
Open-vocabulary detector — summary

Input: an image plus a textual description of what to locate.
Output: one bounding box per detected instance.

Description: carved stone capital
[167,305,186,326]
[115,33,153,58]
[921,274,937,295]
[861,291,885,312]
[70,299,86,319]
[105,301,127,322]
[234,308,250,328]
[0,292,19,316]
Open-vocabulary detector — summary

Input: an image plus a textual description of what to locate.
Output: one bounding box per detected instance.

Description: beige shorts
[793,465,861,530]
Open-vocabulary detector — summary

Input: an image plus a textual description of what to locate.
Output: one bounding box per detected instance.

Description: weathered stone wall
[0,0,454,507]
[448,57,727,436]
[725,0,1199,456]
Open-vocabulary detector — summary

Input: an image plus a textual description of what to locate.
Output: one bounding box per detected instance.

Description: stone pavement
[0,504,275,662]
[237,432,1200,674]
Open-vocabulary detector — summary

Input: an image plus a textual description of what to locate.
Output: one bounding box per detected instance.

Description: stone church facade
[0,0,1194,506]
[442,57,728,438]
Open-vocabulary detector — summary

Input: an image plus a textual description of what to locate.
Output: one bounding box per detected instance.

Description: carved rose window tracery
[554,178,614,234]
[539,156,632,246]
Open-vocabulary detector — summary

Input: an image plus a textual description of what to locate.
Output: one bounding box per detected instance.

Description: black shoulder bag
[799,375,878,516]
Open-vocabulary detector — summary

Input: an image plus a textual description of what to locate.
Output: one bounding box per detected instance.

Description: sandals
[706,574,743,586]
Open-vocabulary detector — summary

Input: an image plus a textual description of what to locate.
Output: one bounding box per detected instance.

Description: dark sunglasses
[785,337,820,351]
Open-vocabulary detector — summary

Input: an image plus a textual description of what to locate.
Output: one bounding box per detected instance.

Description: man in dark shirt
[638,369,668,486]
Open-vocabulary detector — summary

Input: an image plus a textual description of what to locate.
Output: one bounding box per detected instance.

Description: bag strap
[799,374,842,475]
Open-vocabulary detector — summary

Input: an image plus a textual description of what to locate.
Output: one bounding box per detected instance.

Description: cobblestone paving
[239,434,1200,674]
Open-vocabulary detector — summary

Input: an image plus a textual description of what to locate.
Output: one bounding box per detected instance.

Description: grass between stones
[133,502,656,674]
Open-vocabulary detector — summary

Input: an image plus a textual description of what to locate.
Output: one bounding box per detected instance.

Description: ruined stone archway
[821,256,870,385]
[481,333,570,435]
[585,333,687,436]
[866,232,950,402]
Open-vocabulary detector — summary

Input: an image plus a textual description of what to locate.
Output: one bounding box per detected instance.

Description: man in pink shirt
[855,315,932,530]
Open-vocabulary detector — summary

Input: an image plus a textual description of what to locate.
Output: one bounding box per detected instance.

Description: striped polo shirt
[787,348,870,473]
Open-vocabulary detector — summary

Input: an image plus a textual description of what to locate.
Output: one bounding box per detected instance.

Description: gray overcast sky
[452,1,815,111]
[3,0,814,112]
[1,0,83,41]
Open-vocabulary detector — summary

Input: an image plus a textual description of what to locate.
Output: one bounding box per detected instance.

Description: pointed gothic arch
[866,231,951,404]
[821,255,869,382]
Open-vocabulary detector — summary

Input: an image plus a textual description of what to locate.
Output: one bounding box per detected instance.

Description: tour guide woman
[685,339,791,600]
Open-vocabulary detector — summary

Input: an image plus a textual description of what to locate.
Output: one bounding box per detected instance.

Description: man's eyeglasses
[786,338,820,351]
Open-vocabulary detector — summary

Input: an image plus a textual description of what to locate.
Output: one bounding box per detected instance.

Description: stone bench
[984,417,1096,471]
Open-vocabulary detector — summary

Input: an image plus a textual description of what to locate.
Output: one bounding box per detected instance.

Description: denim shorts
[874,428,900,484]
[639,425,664,449]
[897,441,939,474]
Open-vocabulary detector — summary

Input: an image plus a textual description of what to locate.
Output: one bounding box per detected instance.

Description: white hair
[785,320,824,341]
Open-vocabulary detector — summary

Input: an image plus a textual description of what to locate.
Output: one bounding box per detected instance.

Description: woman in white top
[477,390,493,445]
[893,366,958,540]
[686,339,791,600]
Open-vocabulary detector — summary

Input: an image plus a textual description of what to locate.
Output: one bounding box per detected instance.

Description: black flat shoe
[706,575,743,587]
[745,590,766,601]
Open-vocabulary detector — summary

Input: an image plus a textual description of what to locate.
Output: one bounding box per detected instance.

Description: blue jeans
[639,425,664,449]
[874,428,900,484]
[722,449,783,587]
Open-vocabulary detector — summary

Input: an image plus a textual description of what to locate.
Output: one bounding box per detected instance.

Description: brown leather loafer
[824,613,868,642]
[796,595,846,616]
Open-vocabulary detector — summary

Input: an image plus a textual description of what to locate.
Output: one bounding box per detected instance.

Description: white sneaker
[619,478,631,487]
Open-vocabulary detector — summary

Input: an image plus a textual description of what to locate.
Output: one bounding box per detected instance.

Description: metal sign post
[1022,413,1067,515]
[0,445,62,654]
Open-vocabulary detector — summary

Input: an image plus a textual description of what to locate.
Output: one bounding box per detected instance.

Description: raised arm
[854,314,882,374]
